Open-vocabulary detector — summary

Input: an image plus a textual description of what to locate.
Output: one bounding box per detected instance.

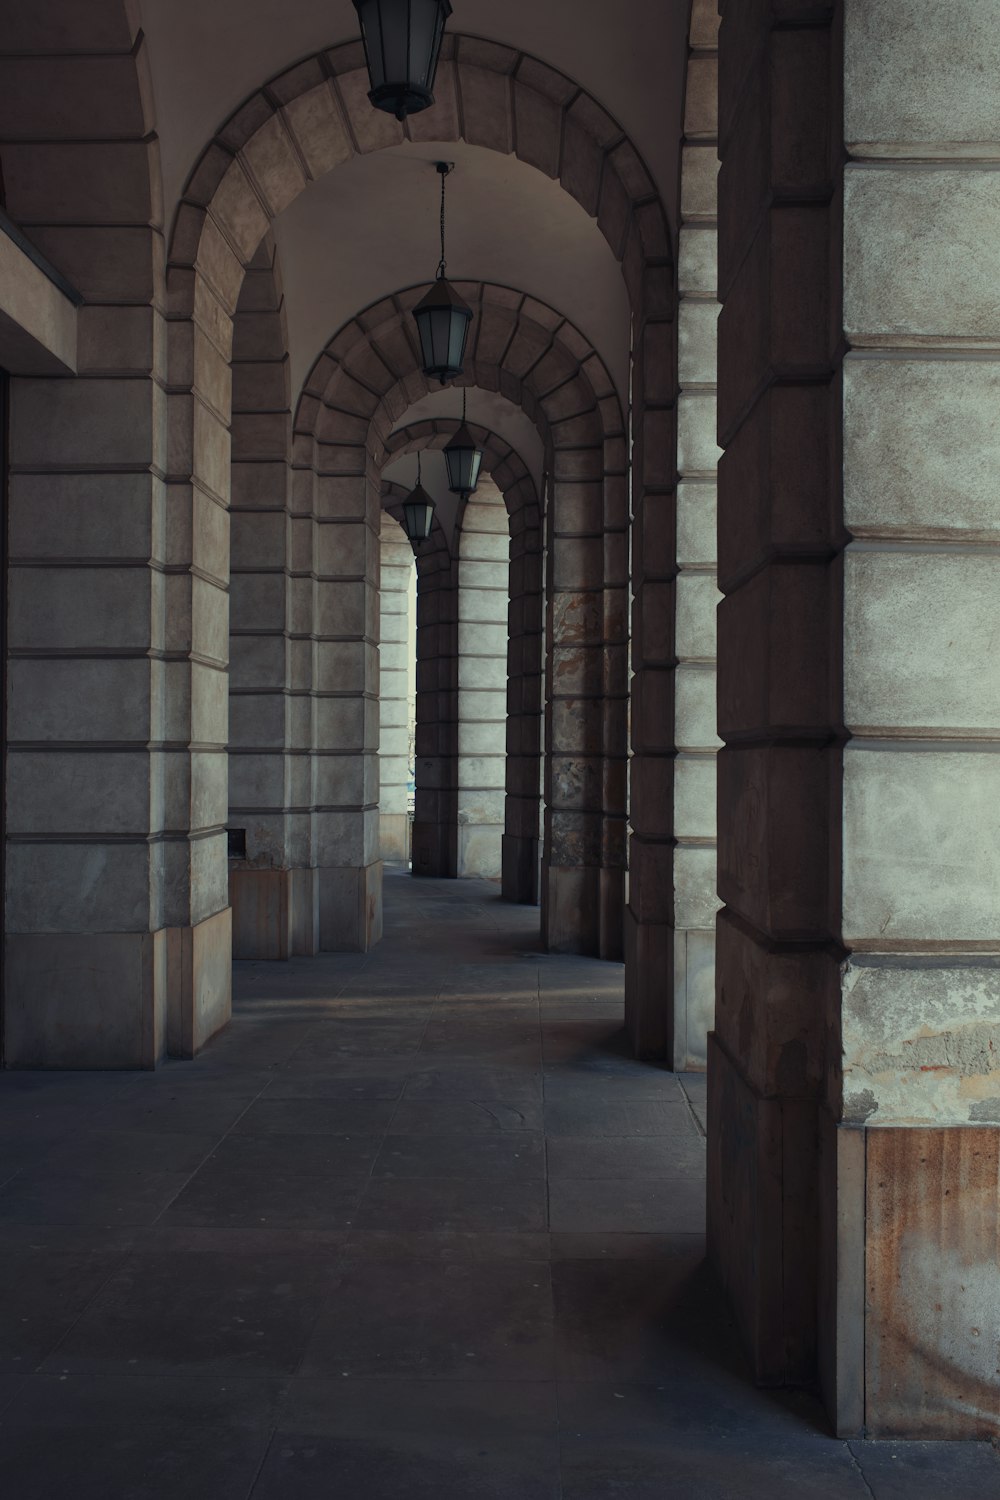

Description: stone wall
[673,0,722,1071]
[0,4,228,1067]
[457,480,510,879]
[227,238,304,960]
[378,512,414,864]
[838,0,1000,1439]
[711,0,1000,1441]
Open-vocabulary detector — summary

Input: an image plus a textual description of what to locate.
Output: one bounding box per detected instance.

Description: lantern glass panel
[403,499,435,541]
[413,289,472,384]
[354,0,451,119]
[444,427,483,497]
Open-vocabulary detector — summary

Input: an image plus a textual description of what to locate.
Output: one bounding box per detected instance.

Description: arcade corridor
[0,871,995,1497]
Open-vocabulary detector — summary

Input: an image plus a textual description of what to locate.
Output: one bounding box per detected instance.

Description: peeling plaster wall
[843,958,1000,1124]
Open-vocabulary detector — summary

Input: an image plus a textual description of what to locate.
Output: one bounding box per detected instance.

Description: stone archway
[0,2,180,1066]
[382,417,544,905]
[161,36,672,1017]
[291,283,626,957]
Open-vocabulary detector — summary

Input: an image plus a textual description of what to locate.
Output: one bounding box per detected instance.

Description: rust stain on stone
[866,1127,1000,1439]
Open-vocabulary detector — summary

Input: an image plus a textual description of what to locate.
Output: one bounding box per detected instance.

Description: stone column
[227,242,297,959]
[307,442,382,951]
[712,0,1000,1441]
[502,509,544,904]
[709,0,844,1394]
[410,548,459,879]
[672,10,723,1070]
[833,0,1000,1441]
[457,481,509,879]
[378,512,414,864]
[543,413,628,959]
[1,9,199,1067]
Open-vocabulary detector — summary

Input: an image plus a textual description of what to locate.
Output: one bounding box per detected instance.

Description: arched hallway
[0,870,996,1496]
[1,0,999,1469]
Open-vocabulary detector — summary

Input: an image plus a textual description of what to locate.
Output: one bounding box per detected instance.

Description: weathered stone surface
[677,481,717,565]
[845,167,1000,342]
[845,0,1000,150]
[678,298,720,386]
[678,390,723,474]
[842,957,1000,1124]
[866,1127,1000,1439]
[674,755,717,840]
[4,930,165,1069]
[845,550,1000,733]
[844,356,1000,537]
[680,145,719,219]
[675,665,721,751]
[843,747,1000,943]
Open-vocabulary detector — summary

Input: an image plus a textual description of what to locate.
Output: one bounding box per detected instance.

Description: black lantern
[353,0,452,121]
[444,388,483,499]
[412,162,472,385]
[401,451,436,545]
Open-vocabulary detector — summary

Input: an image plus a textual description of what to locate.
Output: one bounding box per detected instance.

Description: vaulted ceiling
[137,0,689,408]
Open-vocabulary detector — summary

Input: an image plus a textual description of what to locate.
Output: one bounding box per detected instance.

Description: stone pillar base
[457,822,503,880]
[543,865,624,958]
[673,928,715,1071]
[860,1123,1000,1440]
[228,868,320,958]
[542,866,599,955]
[4,930,167,1069]
[410,818,455,878]
[706,1031,818,1387]
[598,868,624,961]
[290,868,318,956]
[166,907,233,1060]
[317,861,383,952]
[379,812,410,864]
[230,867,293,960]
[501,833,539,904]
[623,906,673,1060]
[818,1112,865,1439]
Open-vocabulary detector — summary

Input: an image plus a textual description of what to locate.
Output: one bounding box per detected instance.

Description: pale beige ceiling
[274,141,630,403]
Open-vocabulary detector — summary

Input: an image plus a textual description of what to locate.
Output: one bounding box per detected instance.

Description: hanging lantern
[412,162,472,385]
[444,388,483,499]
[401,450,436,545]
[352,0,452,121]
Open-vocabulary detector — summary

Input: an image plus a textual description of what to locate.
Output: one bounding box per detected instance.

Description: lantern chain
[436,161,453,280]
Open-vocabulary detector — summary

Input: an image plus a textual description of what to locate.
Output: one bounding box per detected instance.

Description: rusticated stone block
[718,560,836,735]
[718,744,836,939]
[718,205,836,442]
[715,907,835,1099]
[718,381,840,589]
[457,65,514,154]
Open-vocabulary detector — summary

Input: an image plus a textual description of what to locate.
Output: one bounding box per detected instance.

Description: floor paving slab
[0,868,990,1496]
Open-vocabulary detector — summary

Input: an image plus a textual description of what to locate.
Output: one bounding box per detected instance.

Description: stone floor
[0,869,996,1497]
